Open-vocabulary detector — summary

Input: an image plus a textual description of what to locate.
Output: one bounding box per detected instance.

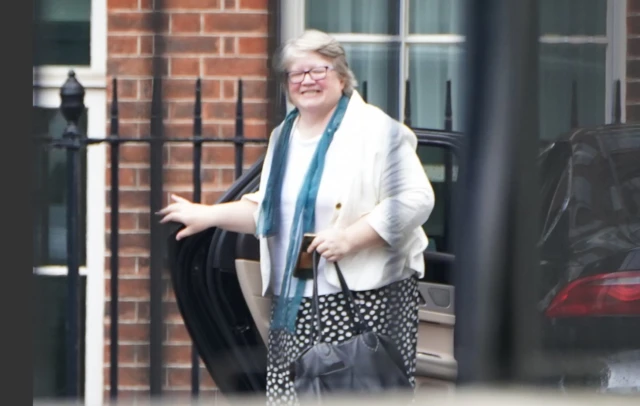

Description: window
[418,141,458,286]
[34,0,92,66]
[286,0,624,139]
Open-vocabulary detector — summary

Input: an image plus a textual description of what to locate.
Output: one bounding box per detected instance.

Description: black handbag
[292,251,413,401]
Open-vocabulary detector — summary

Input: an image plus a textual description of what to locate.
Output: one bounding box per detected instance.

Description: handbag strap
[311,251,368,343]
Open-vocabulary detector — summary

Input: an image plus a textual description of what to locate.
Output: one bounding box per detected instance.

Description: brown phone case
[294,233,316,280]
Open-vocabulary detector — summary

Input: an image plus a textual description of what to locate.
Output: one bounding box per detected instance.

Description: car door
[168,129,462,396]
[412,129,462,390]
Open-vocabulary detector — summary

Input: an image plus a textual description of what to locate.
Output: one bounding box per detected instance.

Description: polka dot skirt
[265,275,420,406]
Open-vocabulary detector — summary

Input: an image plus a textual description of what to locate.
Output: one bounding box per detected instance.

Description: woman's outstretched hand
[157,194,216,240]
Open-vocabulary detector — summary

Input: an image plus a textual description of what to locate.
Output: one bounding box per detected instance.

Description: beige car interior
[235,258,457,390]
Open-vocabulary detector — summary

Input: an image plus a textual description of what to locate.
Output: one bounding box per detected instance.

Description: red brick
[115,322,150,343]
[170,144,238,165]
[105,212,139,232]
[165,367,216,388]
[224,0,236,9]
[630,0,640,13]
[171,57,201,76]
[109,190,151,211]
[168,102,197,119]
[627,82,640,101]
[164,301,184,322]
[203,13,267,33]
[115,101,152,120]
[164,36,219,54]
[239,0,267,10]
[108,35,139,55]
[158,78,217,99]
[108,0,139,9]
[223,79,236,98]
[108,78,138,99]
[164,167,217,187]
[165,344,192,364]
[166,367,192,387]
[242,79,267,99]
[117,233,151,254]
[140,35,154,54]
[104,256,137,275]
[164,0,220,9]
[171,13,201,33]
[120,144,150,163]
[203,57,267,76]
[629,15,640,35]
[244,122,268,138]
[166,323,191,342]
[204,100,267,120]
[104,300,137,322]
[627,104,640,122]
[223,37,236,54]
[103,343,137,365]
[120,366,149,387]
[238,37,267,54]
[202,101,235,120]
[628,59,640,79]
[108,12,170,33]
[105,277,149,299]
[108,57,168,76]
[138,214,151,232]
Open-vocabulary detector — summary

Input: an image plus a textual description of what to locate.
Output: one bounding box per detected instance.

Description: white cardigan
[242,90,435,296]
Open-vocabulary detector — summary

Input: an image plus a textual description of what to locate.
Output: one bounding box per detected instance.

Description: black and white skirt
[265,275,420,406]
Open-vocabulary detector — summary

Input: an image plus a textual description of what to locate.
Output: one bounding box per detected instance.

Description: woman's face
[286,52,345,115]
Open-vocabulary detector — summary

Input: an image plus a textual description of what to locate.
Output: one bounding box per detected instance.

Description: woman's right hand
[157,194,217,240]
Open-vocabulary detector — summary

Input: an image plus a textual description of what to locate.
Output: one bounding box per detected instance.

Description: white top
[243,90,435,296]
[268,126,342,297]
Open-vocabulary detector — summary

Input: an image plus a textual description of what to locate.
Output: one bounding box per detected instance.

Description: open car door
[168,129,463,396]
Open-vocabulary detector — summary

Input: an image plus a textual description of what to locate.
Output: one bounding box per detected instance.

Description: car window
[417,142,458,285]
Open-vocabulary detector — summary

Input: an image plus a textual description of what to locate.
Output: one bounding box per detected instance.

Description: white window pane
[34,0,91,66]
[539,44,606,141]
[540,0,607,36]
[409,0,464,34]
[343,43,401,119]
[305,0,400,34]
[408,45,464,131]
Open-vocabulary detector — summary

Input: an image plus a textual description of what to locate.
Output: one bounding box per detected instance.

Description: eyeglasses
[286,66,334,84]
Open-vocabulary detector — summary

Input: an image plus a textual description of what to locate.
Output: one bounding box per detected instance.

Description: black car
[167,124,640,395]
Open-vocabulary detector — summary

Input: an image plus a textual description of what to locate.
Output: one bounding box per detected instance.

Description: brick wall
[629,0,640,121]
[105,0,273,399]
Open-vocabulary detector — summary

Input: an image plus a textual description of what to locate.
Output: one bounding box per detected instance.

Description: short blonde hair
[274,29,358,95]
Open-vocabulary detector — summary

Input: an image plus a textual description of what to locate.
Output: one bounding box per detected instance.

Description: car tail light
[545,271,640,318]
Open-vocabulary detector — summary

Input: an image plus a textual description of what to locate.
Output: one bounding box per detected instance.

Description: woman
[159,29,435,405]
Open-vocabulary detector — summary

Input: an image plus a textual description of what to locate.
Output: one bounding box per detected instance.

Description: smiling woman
[158,29,435,404]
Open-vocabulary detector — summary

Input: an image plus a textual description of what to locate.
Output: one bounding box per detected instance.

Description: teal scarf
[257,93,351,332]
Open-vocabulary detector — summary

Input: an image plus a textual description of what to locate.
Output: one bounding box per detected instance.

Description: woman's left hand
[307,229,353,262]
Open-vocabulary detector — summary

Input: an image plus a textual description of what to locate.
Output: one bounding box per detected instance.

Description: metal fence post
[109,77,121,399]
[59,70,85,398]
[235,79,245,179]
[191,78,203,396]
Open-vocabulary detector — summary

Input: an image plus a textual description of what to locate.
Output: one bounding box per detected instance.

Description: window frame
[281,0,627,125]
[33,0,106,85]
